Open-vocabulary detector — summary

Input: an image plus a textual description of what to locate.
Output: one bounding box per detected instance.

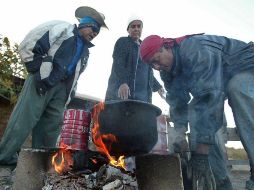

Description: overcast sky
[1,0,254,147]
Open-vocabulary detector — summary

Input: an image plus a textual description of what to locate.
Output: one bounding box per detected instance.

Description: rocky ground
[0,164,251,190]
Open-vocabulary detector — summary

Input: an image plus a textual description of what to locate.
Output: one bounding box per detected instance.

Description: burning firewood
[42,164,138,190]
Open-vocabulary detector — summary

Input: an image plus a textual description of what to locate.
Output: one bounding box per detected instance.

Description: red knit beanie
[140,35,163,63]
[140,34,202,62]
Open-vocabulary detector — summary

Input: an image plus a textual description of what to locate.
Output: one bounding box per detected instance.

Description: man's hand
[173,137,189,154]
[118,83,130,100]
[191,153,216,190]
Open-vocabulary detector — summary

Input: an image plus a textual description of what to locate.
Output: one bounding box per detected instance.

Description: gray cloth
[0,74,67,165]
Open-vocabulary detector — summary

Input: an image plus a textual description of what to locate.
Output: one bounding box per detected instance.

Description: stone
[135,154,184,190]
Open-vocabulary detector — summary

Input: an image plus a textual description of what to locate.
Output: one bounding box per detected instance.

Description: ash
[42,164,138,190]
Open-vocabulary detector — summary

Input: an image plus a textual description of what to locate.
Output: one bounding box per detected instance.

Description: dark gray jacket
[160,34,254,144]
[105,36,161,103]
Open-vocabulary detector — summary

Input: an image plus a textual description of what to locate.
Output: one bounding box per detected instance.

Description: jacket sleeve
[19,32,51,73]
[152,76,162,92]
[160,71,190,133]
[19,21,70,73]
[19,21,73,89]
[112,38,131,85]
[179,38,225,144]
[151,69,162,92]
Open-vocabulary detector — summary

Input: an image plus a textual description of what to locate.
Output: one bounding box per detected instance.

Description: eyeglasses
[87,24,100,33]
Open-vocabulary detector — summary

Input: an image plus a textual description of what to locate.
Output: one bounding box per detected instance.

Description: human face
[148,47,174,72]
[127,20,143,41]
[79,25,99,41]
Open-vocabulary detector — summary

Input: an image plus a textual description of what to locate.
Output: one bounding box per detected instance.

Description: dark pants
[227,71,254,189]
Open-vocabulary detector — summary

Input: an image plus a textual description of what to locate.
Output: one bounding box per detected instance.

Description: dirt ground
[0,164,251,190]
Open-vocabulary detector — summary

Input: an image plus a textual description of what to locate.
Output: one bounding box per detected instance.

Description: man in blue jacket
[0,6,107,168]
[105,17,164,103]
[140,34,254,190]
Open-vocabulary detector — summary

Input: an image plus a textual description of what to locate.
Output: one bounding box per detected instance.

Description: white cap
[127,15,143,30]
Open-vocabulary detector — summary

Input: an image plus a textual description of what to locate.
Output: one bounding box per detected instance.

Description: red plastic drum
[59,109,91,151]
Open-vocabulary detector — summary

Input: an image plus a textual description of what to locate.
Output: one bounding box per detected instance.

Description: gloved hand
[191,153,216,190]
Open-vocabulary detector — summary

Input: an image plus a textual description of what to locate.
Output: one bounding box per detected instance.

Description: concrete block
[136,154,184,190]
[13,148,51,190]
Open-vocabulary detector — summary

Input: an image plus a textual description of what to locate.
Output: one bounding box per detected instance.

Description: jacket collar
[127,35,142,44]
[170,46,182,77]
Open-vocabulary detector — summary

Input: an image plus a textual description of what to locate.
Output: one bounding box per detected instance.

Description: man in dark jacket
[140,34,254,190]
[0,6,107,168]
[105,17,164,103]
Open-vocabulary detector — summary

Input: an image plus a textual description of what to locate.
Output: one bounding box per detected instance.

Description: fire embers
[72,150,108,172]
[51,147,109,174]
[51,143,73,173]
[91,102,126,170]
[43,164,138,190]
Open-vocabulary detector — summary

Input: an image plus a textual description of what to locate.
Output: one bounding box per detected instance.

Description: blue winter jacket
[19,20,94,103]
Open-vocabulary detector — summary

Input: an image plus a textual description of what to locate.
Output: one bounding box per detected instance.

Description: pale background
[1,0,254,148]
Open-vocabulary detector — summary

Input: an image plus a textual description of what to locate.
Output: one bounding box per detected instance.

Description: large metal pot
[92,100,162,157]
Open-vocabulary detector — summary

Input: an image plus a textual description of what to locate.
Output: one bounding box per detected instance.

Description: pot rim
[93,99,162,116]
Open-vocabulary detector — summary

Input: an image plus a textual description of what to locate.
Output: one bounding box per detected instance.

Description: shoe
[246,179,254,190]
[0,166,14,188]
[216,177,233,190]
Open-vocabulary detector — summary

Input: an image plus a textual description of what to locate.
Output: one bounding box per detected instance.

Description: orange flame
[51,142,73,173]
[92,102,126,170]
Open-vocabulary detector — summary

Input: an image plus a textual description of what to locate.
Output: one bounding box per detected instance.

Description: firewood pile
[42,165,138,190]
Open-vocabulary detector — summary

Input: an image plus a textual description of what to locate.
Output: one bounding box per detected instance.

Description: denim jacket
[161,34,254,144]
